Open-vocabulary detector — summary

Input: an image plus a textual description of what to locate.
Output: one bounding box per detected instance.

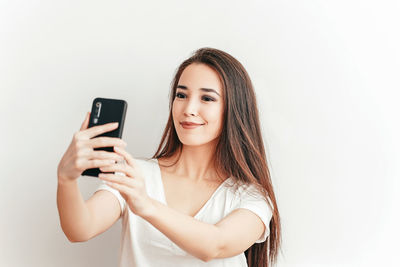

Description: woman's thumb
[80,112,90,131]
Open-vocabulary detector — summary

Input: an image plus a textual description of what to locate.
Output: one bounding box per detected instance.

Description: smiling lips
[180,121,204,129]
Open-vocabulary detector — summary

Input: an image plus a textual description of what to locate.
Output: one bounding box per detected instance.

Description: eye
[175,92,186,99]
[202,96,215,102]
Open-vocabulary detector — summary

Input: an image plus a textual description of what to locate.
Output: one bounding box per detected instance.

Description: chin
[179,138,207,147]
[178,136,219,147]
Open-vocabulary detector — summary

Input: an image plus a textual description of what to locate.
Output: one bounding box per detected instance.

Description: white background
[1,0,399,266]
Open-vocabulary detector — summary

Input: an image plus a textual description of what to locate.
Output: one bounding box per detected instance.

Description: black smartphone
[81,97,128,178]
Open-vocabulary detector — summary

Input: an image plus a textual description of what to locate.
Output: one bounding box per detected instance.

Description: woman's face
[172,63,224,147]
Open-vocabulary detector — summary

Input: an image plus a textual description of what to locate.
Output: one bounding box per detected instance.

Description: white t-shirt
[95,158,273,267]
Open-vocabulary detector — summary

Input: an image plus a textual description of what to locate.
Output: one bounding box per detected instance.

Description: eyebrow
[177,85,221,97]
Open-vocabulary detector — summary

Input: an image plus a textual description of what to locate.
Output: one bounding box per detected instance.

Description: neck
[165,140,225,183]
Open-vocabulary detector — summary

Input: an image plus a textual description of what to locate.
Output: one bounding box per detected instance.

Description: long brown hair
[151,47,281,266]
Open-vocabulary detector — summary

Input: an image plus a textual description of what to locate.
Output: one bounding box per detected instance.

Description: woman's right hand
[57,112,127,184]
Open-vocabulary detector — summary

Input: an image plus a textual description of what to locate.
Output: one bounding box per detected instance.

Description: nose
[183,98,199,117]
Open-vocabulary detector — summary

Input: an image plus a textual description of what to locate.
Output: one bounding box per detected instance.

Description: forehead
[178,63,223,94]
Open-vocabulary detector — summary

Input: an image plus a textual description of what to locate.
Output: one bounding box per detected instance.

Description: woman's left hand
[98,146,155,218]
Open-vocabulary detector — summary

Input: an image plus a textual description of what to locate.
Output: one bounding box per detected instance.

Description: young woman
[57,47,281,267]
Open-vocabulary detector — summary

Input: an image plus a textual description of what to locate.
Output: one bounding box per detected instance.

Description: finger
[80,112,90,131]
[98,173,130,184]
[88,150,125,161]
[88,137,127,149]
[81,159,118,170]
[99,173,141,188]
[99,163,135,177]
[104,181,132,196]
[82,122,120,139]
[113,146,137,167]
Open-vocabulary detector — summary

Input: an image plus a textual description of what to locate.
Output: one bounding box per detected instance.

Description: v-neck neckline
[153,158,230,219]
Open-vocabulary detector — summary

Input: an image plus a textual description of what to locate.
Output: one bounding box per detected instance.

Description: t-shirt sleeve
[233,184,273,243]
[94,180,126,216]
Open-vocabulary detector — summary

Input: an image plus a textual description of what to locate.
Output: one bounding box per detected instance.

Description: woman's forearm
[142,199,222,262]
[56,178,92,242]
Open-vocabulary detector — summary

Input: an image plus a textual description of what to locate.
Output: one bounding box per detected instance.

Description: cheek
[204,105,224,125]
[172,101,181,120]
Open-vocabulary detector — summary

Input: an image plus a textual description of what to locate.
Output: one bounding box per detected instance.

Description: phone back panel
[81,97,128,177]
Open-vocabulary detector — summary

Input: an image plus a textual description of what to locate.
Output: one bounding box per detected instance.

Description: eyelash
[175,92,216,102]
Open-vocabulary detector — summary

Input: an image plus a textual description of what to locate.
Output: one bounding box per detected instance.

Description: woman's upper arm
[214,208,265,259]
[85,190,122,240]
